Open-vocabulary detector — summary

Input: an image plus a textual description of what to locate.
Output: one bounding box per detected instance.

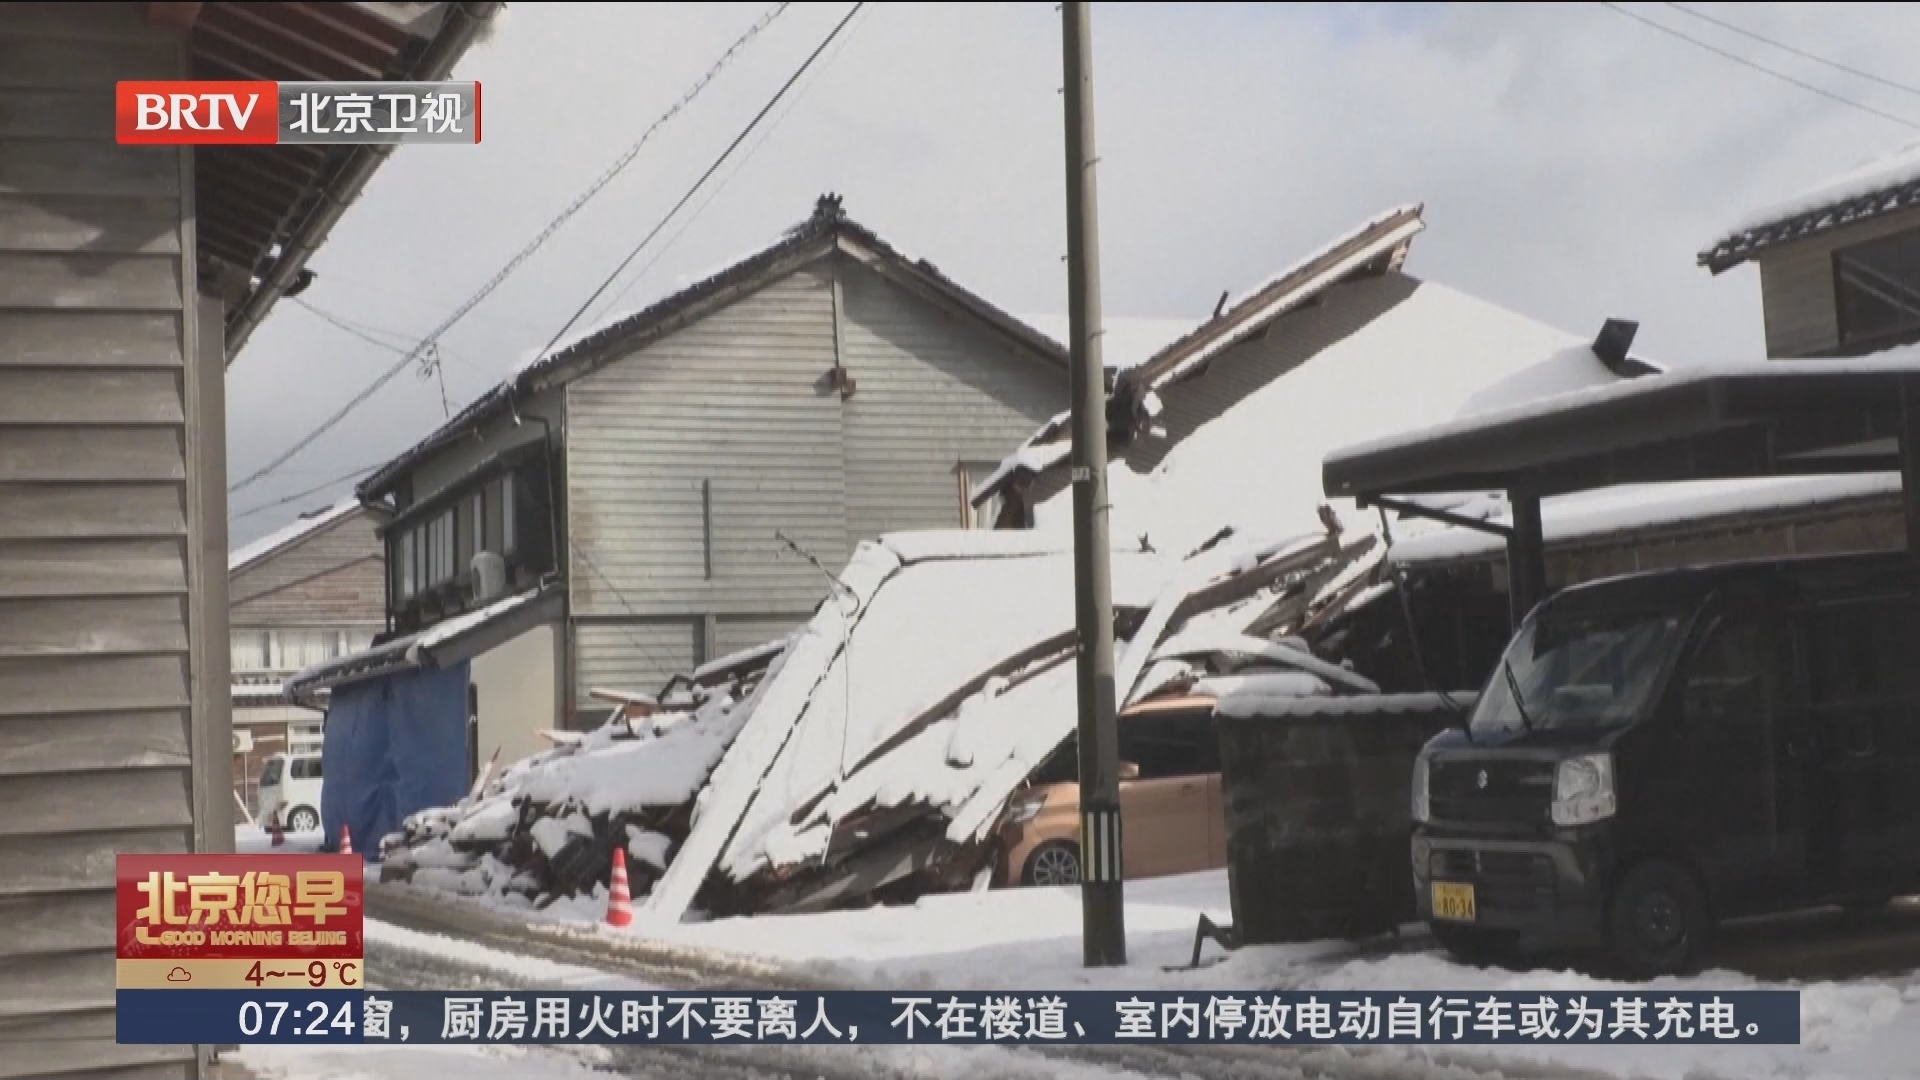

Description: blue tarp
[320,662,470,860]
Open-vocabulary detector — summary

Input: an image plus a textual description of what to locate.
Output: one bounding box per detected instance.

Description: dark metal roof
[160,2,501,360]
[1323,360,1920,501]
[285,580,564,699]
[358,197,1070,500]
[1699,174,1920,274]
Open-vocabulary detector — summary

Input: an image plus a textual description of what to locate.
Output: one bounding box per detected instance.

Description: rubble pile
[375,646,786,909]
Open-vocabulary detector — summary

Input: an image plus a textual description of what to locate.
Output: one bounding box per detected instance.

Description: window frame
[957,460,1003,530]
[1832,228,1920,352]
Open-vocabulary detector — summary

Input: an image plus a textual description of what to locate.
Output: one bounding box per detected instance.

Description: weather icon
[165,967,191,983]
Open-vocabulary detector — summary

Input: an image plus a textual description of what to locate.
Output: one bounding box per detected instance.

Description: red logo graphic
[116,81,278,145]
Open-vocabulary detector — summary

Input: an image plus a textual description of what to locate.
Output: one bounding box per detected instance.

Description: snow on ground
[439,866,1920,1080]
[232,1042,617,1080]
[236,823,326,855]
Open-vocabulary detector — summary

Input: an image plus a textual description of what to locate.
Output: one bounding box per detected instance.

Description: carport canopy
[1321,354,1920,625]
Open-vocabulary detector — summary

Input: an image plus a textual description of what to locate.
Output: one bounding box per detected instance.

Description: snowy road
[342,887,1624,1080]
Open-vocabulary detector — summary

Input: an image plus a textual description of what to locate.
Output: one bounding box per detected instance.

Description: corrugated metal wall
[0,5,205,1077]
[565,255,1064,701]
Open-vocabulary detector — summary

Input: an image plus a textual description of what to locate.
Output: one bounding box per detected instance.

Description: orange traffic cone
[337,824,353,857]
[606,848,633,928]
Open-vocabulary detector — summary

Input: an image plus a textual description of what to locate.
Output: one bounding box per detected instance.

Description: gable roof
[971,204,1428,506]
[229,497,378,575]
[1700,139,1920,273]
[359,197,1067,500]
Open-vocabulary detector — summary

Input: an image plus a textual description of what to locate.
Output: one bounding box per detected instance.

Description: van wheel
[1606,862,1708,979]
[287,806,319,833]
[1429,922,1517,967]
[1022,841,1081,887]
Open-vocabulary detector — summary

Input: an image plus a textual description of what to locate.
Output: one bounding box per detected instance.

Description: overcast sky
[225,1,1920,545]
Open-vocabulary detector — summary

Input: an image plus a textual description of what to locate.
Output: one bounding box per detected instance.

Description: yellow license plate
[1431,881,1477,922]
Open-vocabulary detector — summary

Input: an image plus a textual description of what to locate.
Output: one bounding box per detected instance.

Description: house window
[485,478,506,555]
[957,461,1003,529]
[398,531,417,599]
[1834,228,1920,351]
[273,630,342,672]
[502,474,518,553]
[455,496,475,575]
[471,492,486,557]
[230,630,270,673]
[427,511,455,585]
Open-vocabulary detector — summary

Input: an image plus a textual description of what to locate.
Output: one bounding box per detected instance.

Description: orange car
[996,707,1228,886]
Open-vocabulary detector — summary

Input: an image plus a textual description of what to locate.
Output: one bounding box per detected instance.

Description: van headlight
[1411,756,1430,824]
[1551,753,1616,826]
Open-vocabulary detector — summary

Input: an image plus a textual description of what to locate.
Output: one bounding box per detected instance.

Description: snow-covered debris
[229,496,361,574]
[1194,672,1334,713]
[1151,628,1380,695]
[715,539,1168,882]
[382,645,785,910]
[626,826,672,871]
[517,687,746,814]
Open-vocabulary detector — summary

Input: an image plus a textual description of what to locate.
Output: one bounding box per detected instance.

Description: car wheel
[1429,922,1517,967]
[1022,840,1081,887]
[287,806,319,833]
[1606,861,1708,979]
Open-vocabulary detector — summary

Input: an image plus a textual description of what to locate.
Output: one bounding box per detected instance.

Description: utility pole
[1062,0,1126,968]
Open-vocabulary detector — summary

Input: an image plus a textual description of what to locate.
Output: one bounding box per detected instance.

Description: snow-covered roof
[229,497,364,574]
[1702,138,1920,272]
[285,582,563,697]
[1028,279,1578,561]
[1328,347,1920,470]
[1017,314,1197,371]
[1457,342,1663,418]
[1390,473,1901,567]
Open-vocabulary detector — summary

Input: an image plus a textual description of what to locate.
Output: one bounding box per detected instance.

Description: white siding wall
[837,260,1063,537]
[470,623,558,768]
[563,254,1064,711]
[0,7,203,1077]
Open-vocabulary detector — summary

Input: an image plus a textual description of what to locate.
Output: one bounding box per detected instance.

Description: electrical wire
[231,462,384,522]
[228,2,795,495]
[582,3,873,330]
[1658,3,1920,102]
[1595,2,1919,131]
[524,1,867,376]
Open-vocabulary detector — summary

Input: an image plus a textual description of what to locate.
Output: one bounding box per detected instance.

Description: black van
[1412,551,1920,977]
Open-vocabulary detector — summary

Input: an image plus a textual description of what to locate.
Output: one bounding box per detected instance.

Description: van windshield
[1472,604,1690,736]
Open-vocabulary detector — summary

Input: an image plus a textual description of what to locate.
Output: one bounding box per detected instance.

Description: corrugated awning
[286,581,563,700]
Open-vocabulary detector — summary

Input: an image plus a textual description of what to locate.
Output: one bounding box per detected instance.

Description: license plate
[1431,881,1477,922]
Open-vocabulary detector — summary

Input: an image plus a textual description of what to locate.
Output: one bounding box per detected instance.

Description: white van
[256,752,324,832]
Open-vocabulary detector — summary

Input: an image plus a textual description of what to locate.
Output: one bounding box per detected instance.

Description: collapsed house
[374,204,1604,917]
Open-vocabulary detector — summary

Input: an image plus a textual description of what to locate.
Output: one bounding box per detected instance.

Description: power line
[231,462,383,522]
[1595,2,1919,131]
[584,4,872,329]
[526,1,867,374]
[228,2,795,495]
[1658,3,1920,102]
[294,296,483,380]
